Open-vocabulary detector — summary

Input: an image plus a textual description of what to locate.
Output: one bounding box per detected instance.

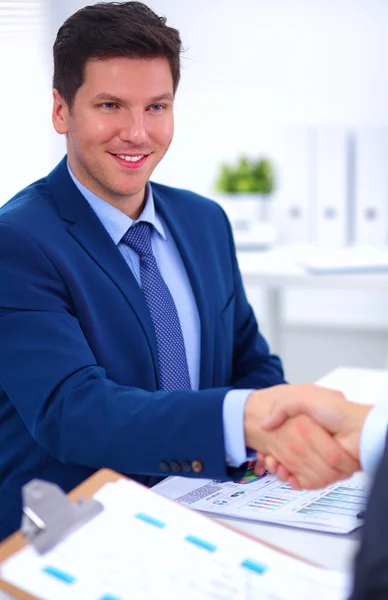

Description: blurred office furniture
[213,197,277,251]
[237,246,388,355]
[227,219,277,250]
[273,126,388,249]
[315,128,349,247]
[277,128,315,245]
[354,128,388,247]
[213,125,388,253]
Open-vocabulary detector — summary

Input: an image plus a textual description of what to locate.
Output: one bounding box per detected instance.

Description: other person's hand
[255,384,372,487]
[245,384,361,489]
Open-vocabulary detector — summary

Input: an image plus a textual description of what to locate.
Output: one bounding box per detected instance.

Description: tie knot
[121,222,153,257]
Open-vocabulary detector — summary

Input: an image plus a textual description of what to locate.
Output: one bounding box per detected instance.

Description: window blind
[0,0,46,36]
[0,0,51,205]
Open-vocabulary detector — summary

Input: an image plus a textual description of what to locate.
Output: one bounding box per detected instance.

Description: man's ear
[52,89,70,134]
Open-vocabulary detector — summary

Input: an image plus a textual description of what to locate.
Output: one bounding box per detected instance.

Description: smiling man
[0,1,358,540]
[54,55,175,218]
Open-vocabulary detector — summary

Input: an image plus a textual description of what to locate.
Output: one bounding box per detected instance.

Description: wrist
[359,404,388,474]
[244,389,274,452]
[352,404,373,457]
[339,403,373,460]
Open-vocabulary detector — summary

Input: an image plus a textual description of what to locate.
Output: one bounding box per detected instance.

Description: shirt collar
[67,162,167,245]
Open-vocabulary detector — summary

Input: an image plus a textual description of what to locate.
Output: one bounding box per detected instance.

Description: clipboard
[0,469,328,600]
[0,469,123,600]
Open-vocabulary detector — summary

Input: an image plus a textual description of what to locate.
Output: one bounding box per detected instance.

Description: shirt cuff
[222,389,253,467]
[360,405,388,475]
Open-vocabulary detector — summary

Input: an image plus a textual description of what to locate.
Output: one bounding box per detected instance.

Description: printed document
[154,470,369,534]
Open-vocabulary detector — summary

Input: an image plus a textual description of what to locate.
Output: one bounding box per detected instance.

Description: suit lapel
[47,159,159,382]
[153,187,216,389]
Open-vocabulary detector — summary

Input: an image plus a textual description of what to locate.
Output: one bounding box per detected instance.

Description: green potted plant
[213,155,276,225]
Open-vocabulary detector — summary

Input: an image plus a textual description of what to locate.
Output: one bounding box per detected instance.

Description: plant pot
[212,193,271,228]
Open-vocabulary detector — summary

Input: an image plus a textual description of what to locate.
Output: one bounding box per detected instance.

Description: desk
[237,247,388,353]
[215,366,388,572]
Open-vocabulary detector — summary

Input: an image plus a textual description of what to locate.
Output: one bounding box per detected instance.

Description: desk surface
[216,367,388,572]
[237,247,388,289]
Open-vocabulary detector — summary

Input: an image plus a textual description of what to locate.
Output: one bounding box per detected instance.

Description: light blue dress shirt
[67,166,251,467]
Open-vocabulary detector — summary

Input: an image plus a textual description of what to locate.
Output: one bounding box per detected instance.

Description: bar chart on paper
[246,483,306,512]
[248,495,295,512]
[297,485,367,519]
[155,472,370,533]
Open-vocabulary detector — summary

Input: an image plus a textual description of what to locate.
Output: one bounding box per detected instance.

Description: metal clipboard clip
[21,479,104,554]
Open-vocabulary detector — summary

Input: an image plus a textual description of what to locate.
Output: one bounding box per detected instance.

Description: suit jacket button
[171,461,181,473]
[181,461,192,472]
[160,461,171,473]
[191,460,203,473]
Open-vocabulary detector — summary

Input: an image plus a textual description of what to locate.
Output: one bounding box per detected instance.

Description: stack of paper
[1,478,349,600]
[289,244,388,274]
[154,471,369,534]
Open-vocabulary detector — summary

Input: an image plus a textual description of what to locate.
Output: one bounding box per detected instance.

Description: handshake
[244,384,372,490]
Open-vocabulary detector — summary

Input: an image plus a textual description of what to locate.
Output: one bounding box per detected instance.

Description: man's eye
[150,104,165,112]
[100,102,117,109]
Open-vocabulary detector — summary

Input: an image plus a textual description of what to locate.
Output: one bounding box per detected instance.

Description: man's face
[52,57,174,214]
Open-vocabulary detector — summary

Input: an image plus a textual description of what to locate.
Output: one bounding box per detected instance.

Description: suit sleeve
[220,211,287,389]
[350,432,388,600]
[0,222,236,480]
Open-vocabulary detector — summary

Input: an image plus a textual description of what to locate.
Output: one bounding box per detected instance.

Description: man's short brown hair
[53,1,182,109]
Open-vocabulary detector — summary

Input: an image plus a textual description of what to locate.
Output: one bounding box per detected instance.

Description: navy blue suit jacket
[0,158,285,539]
[350,434,388,599]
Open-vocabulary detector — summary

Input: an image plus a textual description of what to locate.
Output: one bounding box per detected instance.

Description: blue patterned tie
[121,222,191,392]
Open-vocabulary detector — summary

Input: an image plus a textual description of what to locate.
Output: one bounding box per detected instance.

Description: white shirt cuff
[360,405,388,475]
[222,389,253,467]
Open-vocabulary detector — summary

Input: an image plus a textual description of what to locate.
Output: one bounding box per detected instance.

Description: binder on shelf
[0,470,349,600]
[354,127,388,247]
[277,128,317,244]
[315,128,350,247]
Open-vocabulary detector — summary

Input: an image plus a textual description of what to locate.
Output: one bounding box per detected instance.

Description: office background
[2,0,388,382]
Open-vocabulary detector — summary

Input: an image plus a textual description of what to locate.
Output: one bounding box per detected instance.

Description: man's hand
[255,383,372,486]
[245,385,360,489]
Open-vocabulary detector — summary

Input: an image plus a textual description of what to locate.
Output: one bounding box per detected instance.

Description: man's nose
[119,111,148,145]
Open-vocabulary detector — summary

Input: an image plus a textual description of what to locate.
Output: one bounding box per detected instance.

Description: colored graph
[297,485,368,517]
[238,461,266,485]
[247,495,295,512]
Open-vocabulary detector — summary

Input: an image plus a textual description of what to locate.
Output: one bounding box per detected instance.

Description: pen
[357,511,365,519]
